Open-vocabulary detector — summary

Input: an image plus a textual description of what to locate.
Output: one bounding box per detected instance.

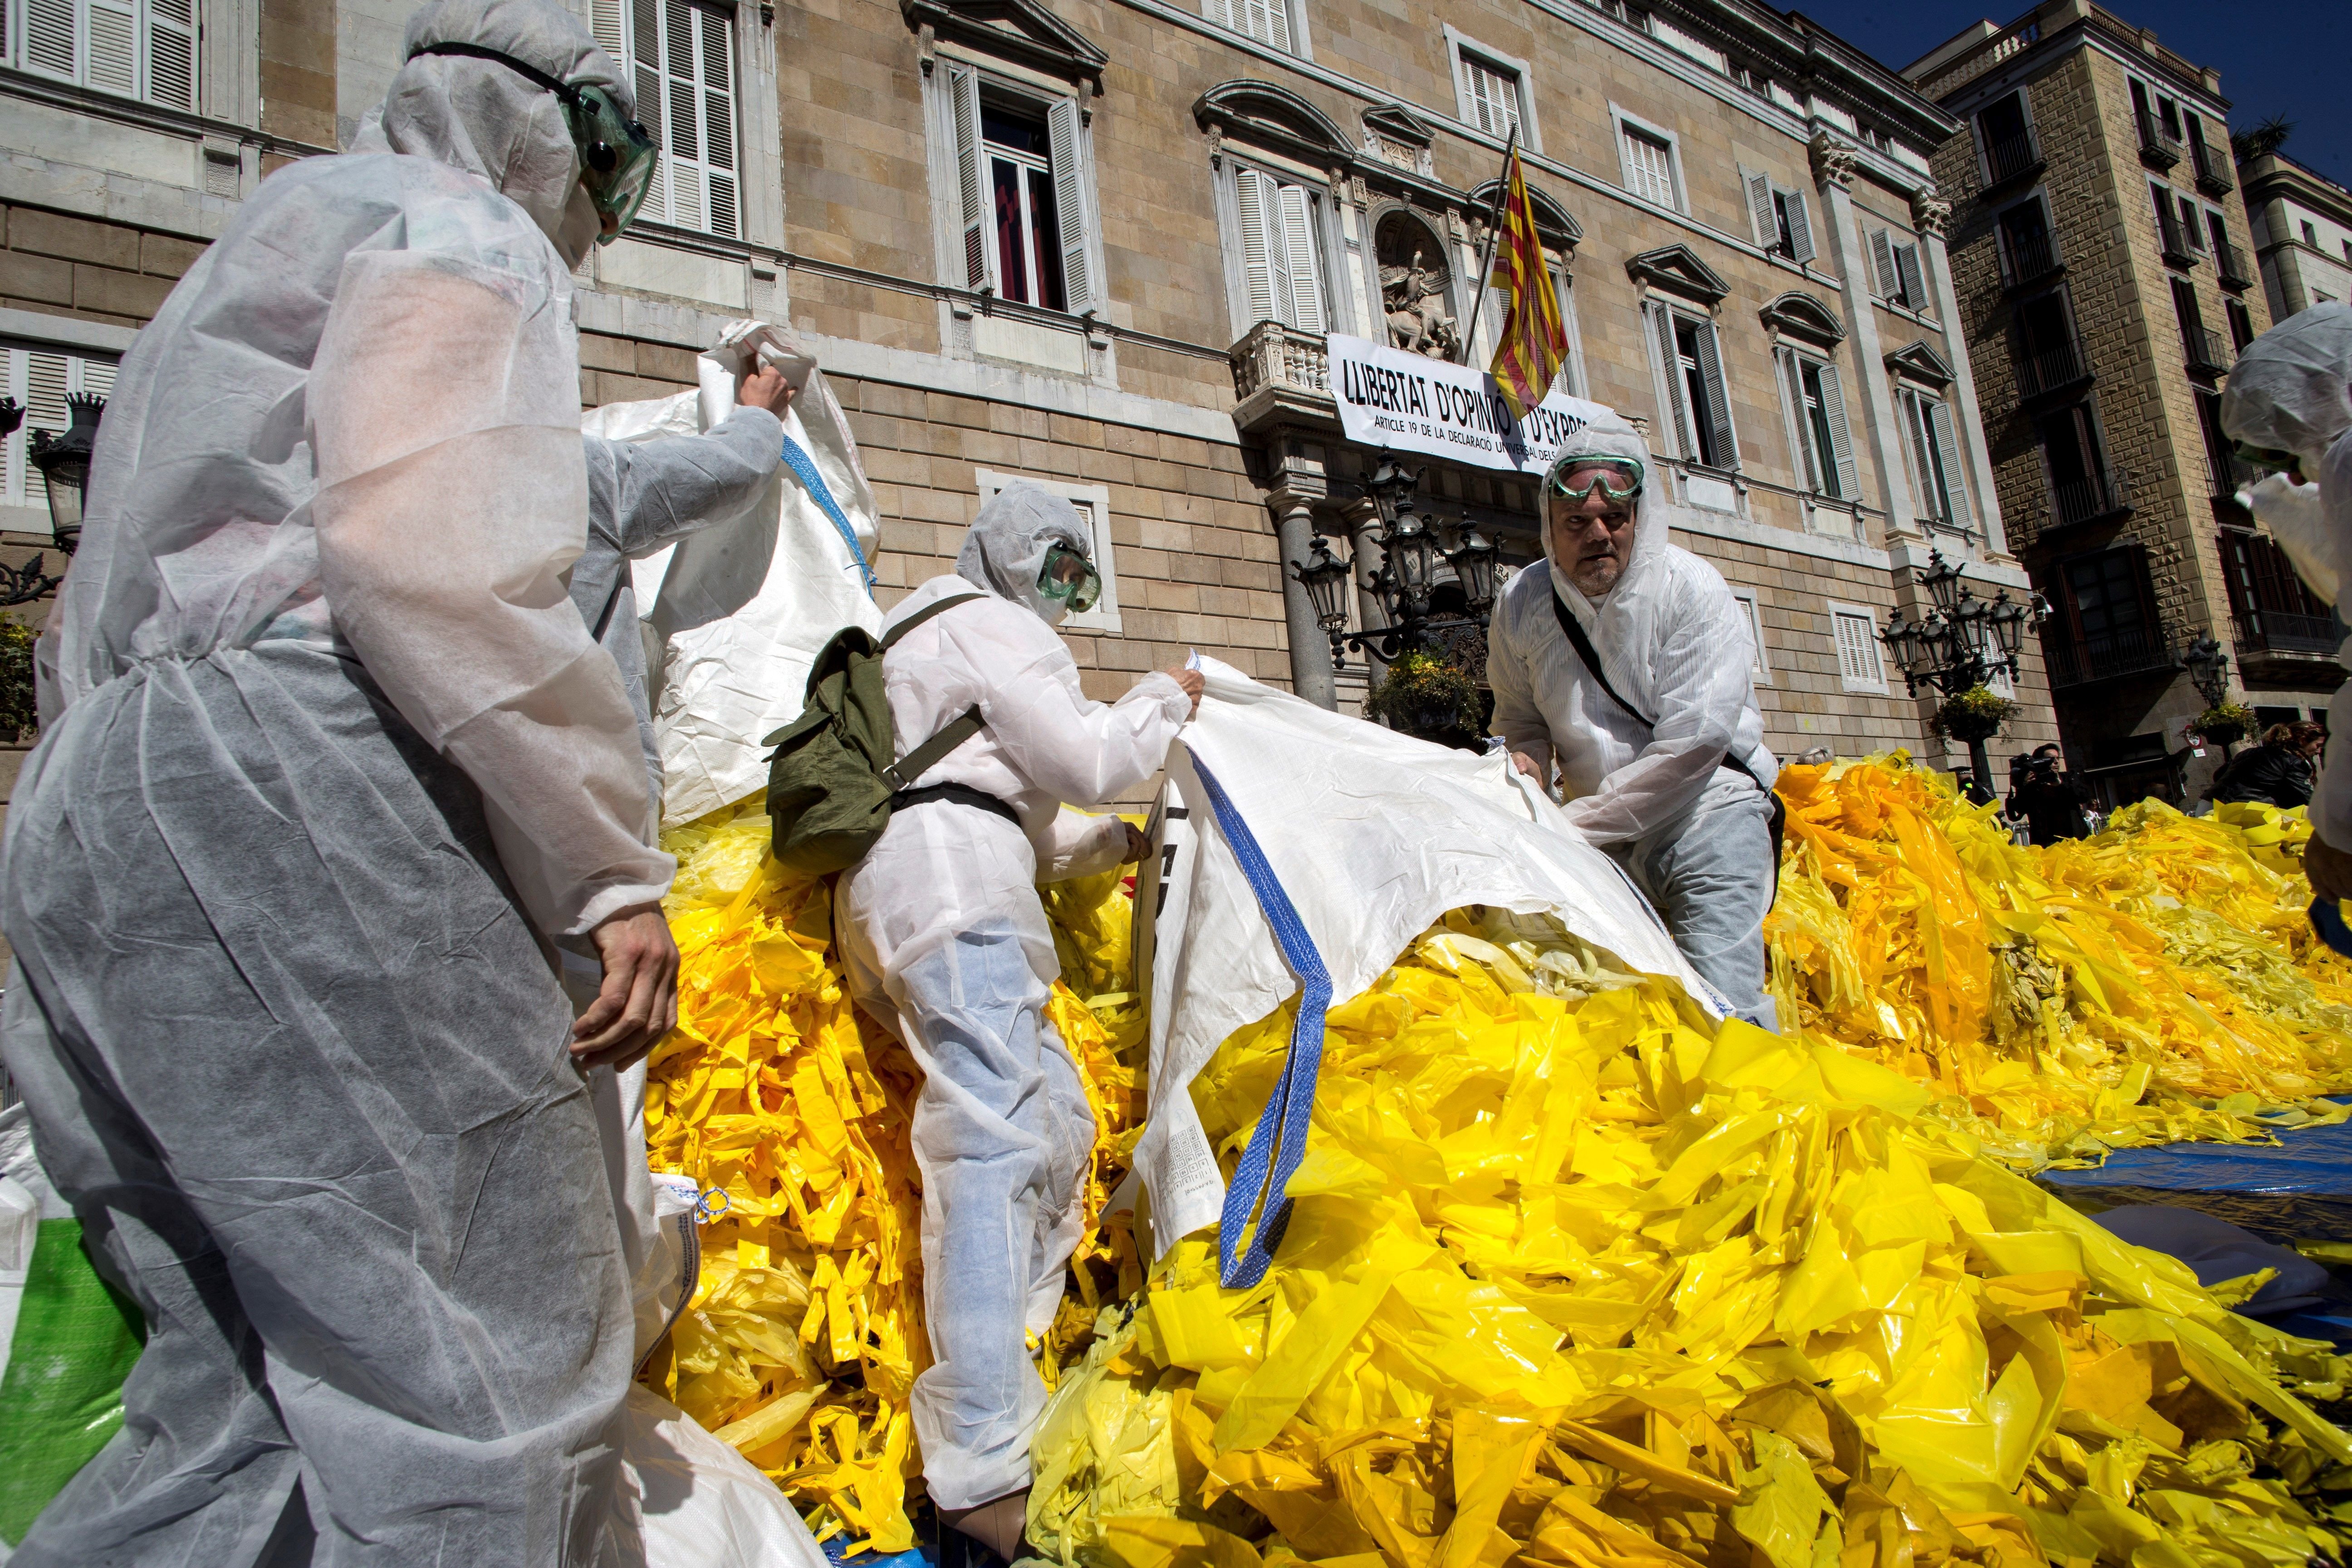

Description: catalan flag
[1488,144,1568,419]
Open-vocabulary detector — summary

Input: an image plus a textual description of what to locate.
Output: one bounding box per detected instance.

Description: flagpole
[1458,124,1518,367]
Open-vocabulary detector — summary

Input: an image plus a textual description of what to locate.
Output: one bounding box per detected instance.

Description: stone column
[1912,191,2009,558]
[1811,132,1917,542]
[1273,492,1339,710]
[1341,497,1388,692]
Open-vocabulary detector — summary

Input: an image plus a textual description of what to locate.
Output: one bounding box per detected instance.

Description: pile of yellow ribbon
[1768,758,2352,1167]
[1029,919,2352,1568]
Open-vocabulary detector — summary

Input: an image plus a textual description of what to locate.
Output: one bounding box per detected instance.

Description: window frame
[1775,345,1856,502]
[1611,104,1684,214]
[1740,166,1815,265]
[1200,0,1310,58]
[1896,383,1974,533]
[593,0,744,240]
[1730,588,1771,685]
[1972,89,2036,185]
[974,468,1122,633]
[1644,298,1737,477]
[1445,27,1539,152]
[1826,600,1889,695]
[1216,153,1339,340]
[2,342,118,522]
[10,0,197,110]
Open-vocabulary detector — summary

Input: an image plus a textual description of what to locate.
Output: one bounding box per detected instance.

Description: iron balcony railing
[2050,464,2132,529]
[1999,226,2062,289]
[1982,129,2043,187]
[2042,619,2179,689]
[2017,335,2092,398]
[2207,448,2261,496]
[2234,610,2342,657]
[2215,238,2251,289]
[2156,206,2198,267]
[2184,324,2231,377]
[2191,138,2235,194]
[2136,109,2183,168]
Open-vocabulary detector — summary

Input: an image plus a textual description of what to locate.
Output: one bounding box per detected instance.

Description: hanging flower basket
[1367,651,1484,750]
[2190,701,2256,749]
[1930,685,2016,745]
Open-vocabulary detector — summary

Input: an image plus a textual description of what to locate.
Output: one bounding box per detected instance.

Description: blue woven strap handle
[780,434,877,593]
[1191,755,1334,1289]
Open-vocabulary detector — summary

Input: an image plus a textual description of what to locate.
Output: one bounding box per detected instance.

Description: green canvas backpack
[761,592,987,874]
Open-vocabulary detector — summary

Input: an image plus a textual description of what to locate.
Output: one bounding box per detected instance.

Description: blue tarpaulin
[2042,1112,2352,1245]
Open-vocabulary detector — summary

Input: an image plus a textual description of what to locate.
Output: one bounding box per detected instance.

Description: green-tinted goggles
[414,44,659,243]
[1548,456,1645,505]
[1038,544,1102,614]
[2232,440,2305,480]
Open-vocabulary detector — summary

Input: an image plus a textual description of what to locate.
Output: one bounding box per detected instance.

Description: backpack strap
[876,591,991,792]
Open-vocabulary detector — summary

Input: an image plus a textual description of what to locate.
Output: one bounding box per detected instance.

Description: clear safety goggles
[1038,544,1102,615]
[414,43,659,243]
[1547,454,1646,505]
[2231,439,2305,481]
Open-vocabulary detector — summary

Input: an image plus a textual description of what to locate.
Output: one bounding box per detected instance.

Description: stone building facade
[1909,0,2338,811]
[2240,148,2352,324]
[0,0,2048,806]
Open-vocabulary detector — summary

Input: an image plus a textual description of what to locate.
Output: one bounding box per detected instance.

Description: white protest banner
[1327,333,1614,475]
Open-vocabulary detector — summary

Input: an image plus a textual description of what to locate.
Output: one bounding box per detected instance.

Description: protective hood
[1539,413,1661,605]
[353,0,628,267]
[2220,303,2352,469]
[956,483,1092,626]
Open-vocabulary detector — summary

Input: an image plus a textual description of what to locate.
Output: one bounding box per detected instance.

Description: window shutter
[1046,96,1092,315]
[1744,169,1775,247]
[86,0,138,96]
[1648,303,1693,459]
[1927,399,1971,529]
[592,0,627,59]
[1240,0,1290,51]
[145,0,196,109]
[1832,611,1881,688]
[24,0,74,78]
[1818,360,1857,500]
[632,0,665,221]
[659,0,702,230]
[1692,318,1735,468]
[1869,229,1899,299]
[701,7,738,238]
[949,61,989,291]
[1776,347,1817,489]
[1276,182,1323,332]
[1199,0,1233,28]
[1783,189,1814,264]
[1894,243,1926,309]
[1233,169,1280,326]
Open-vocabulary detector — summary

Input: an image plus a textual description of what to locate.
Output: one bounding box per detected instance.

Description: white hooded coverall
[2220,303,2352,856]
[837,485,1191,1512]
[0,2,668,1562]
[1485,417,1781,1022]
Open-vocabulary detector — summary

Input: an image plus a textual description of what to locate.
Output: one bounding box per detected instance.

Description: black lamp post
[1880,550,2050,804]
[0,397,66,607]
[27,392,103,554]
[2178,634,2243,756]
[1285,459,1503,668]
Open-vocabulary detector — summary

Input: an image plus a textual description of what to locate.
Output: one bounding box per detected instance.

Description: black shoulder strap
[1548,586,1774,799]
[876,592,991,791]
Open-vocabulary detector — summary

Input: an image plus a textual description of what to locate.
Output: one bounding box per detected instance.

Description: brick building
[0,0,2049,801]
[1908,0,2338,810]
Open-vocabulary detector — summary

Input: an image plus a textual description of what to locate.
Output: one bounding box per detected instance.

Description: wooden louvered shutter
[699,5,737,237]
[1783,189,1814,264]
[949,61,988,291]
[1275,182,1323,333]
[86,0,137,95]
[1895,243,1926,310]
[1776,347,1817,490]
[1870,228,1900,299]
[1744,169,1775,247]
[23,0,74,78]
[1200,0,1234,26]
[632,0,665,221]
[1928,398,1971,528]
[1691,318,1735,467]
[1818,359,1857,499]
[1233,168,1278,327]
[144,0,195,108]
[1046,95,1092,315]
[1649,302,1692,459]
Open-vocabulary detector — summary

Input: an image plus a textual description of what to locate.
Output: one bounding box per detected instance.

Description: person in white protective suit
[577,361,794,815]
[1486,418,1783,1024]
[2220,303,2352,905]
[0,1,680,1561]
[836,485,1201,1558]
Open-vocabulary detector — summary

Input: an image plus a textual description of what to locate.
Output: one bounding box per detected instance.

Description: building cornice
[1924,7,2229,122]
[2240,154,2352,231]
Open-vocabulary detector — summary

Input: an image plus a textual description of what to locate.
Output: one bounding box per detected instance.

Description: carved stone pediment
[1362,103,1436,150]
[1759,291,1845,346]
[1625,244,1728,304]
[1884,339,1955,386]
[1470,178,1582,247]
[902,0,1107,92]
[1195,80,1353,162]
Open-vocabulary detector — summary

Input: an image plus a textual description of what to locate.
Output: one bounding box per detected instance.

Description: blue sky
[1789,0,2351,186]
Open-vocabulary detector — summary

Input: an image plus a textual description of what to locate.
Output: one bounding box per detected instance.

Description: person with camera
[2006,743,2091,846]
[2211,721,2324,809]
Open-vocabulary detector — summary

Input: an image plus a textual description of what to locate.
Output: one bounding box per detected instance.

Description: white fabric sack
[614,1384,829,1568]
[582,320,883,825]
[1128,657,1724,1261]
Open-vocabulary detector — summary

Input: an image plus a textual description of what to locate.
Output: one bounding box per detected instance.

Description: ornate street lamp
[1446,528,1500,617]
[0,397,65,607]
[1289,533,1352,642]
[27,392,103,553]
[2178,633,2246,756]
[1290,461,1504,670]
[1881,552,2050,803]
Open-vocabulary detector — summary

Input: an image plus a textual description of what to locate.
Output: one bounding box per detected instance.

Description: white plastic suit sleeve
[309,248,673,935]
[1556,569,1752,845]
[2316,432,2352,853]
[1486,602,1555,781]
[1034,806,1131,884]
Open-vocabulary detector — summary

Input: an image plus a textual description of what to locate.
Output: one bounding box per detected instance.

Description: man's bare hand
[1121,822,1150,864]
[738,362,795,416]
[1510,751,1545,782]
[572,905,680,1073]
[1165,666,1205,718]
[2308,833,2352,903]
